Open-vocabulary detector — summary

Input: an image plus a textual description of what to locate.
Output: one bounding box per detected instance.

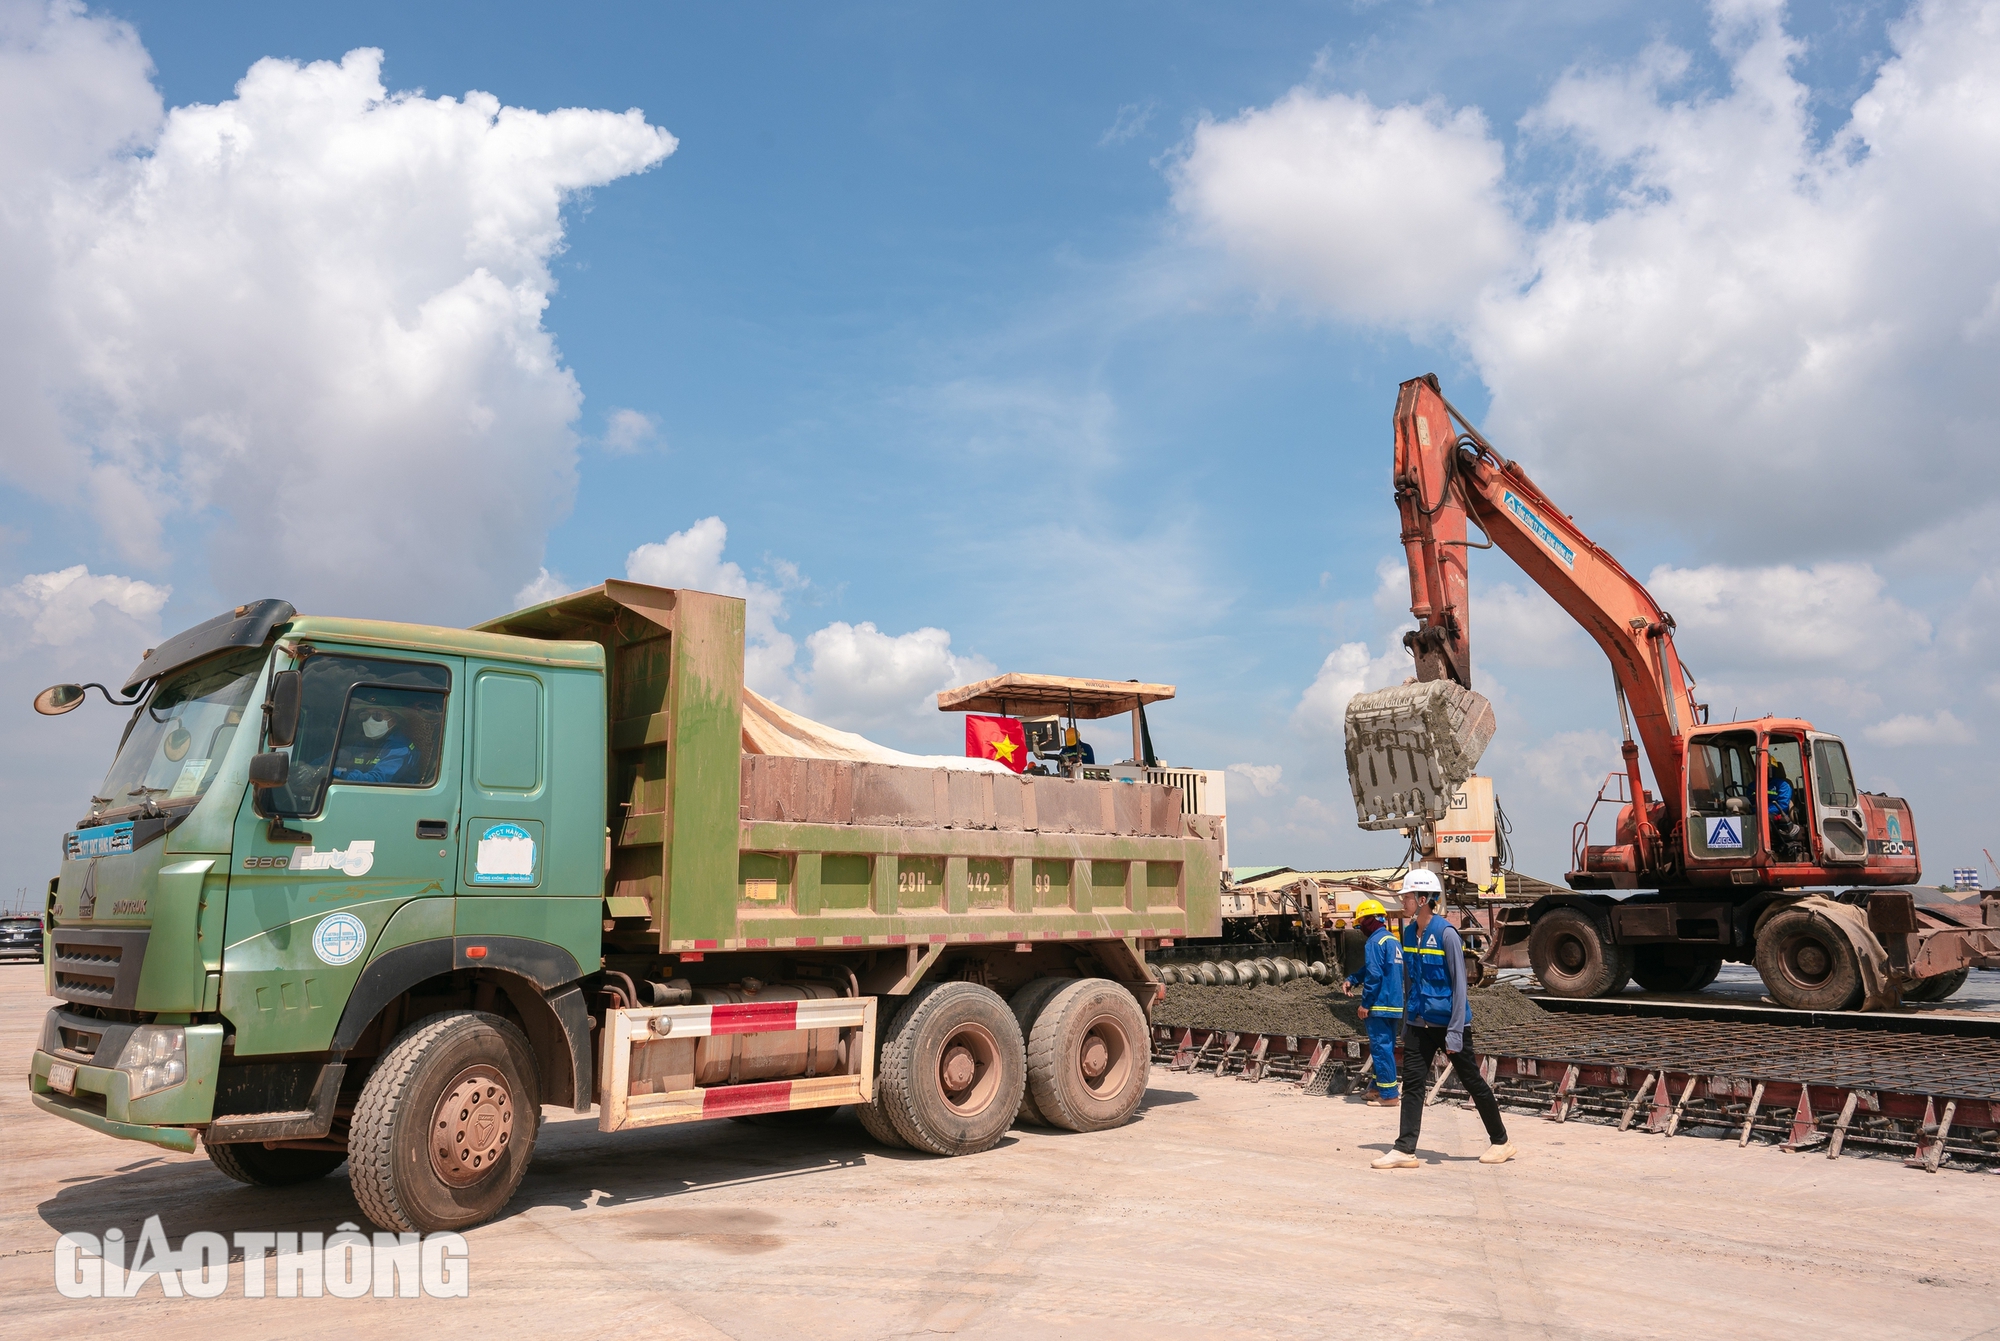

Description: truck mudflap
[598,996,876,1132]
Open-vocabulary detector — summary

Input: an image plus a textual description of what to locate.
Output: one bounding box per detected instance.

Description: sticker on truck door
[475,823,537,884]
[1704,817,1745,849]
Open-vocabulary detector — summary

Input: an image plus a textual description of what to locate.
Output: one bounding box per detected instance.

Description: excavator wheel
[1528,909,1631,998]
[1754,908,1864,1011]
[1904,968,1969,1003]
[1630,946,1724,994]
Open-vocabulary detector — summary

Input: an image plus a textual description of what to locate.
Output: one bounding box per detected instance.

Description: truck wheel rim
[1077,1014,1132,1097]
[936,1023,1001,1117]
[431,1065,514,1187]
[1553,935,1587,974]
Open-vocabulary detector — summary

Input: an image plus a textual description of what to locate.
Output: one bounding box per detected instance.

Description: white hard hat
[1401,869,1443,896]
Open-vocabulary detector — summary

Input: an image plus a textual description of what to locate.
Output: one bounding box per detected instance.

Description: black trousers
[1395,1025,1509,1153]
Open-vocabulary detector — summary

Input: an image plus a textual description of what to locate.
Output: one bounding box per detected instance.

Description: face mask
[361,715,391,740]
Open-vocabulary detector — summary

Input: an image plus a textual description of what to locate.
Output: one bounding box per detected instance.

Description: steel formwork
[1152,1010,2000,1172]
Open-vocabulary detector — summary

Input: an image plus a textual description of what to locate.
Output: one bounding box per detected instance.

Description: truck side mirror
[265,670,302,747]
[33,684,87,716]
[247,752,291,789]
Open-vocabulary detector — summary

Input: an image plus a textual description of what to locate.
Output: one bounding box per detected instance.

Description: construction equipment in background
[937,673,1229,868]
[1343,373,2000,1010]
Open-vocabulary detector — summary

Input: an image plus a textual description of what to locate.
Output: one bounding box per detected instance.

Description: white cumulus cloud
[1226,762,1284,797]
[1864,710,1970,747]
[1172,89,1522,326]
[1646,561,1931,670]
[602,408,659,454]
[1292,639,1408,735]
[1,564,169,648]
[0,10,675,620]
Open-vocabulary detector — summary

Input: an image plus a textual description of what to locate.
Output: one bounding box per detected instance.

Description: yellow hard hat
[1355,898,1388,919]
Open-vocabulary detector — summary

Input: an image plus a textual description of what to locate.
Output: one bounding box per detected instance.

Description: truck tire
[1630,947,1724,993]
[206,1140,347,1187]
[347,1011,541,1234]
[1528,909,1631,998]
[856,996,908,1149]
[1026,978,1150,1134]
[1008,977,1073,1127]
[1755,909,1864,1011]
[879,981,1024,1156]
[1904,967,1969,1003]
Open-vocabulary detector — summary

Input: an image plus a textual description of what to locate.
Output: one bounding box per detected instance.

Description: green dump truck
[28,581,1221,1232]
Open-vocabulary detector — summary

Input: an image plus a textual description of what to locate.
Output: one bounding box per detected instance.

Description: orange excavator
[1343,374,1999,1010]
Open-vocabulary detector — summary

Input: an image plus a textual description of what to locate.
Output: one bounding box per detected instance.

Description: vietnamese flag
[966,714,1028,772]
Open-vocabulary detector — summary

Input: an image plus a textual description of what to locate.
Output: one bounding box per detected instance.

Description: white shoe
[1371,1150,1420,1170]
[1479,1142,1517,1165]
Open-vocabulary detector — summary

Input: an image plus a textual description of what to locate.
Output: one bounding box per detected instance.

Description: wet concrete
[4,962,1995,1339]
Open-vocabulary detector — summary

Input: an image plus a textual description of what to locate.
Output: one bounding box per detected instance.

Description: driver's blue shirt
[333,731,418,783]
[1768,778,1793,817]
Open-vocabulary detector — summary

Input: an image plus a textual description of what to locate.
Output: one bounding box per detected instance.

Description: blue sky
[7,0,1999,898]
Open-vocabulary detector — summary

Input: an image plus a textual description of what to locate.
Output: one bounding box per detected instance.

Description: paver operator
[1340,898,1403,1106]
[1371,869,1517,1170]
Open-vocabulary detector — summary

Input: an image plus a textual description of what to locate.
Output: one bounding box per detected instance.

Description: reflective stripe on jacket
[1402,917,1470,1029]
[1355,926,1403,1014]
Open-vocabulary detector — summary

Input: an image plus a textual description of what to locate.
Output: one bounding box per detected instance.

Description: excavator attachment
[1345,681,1496,830]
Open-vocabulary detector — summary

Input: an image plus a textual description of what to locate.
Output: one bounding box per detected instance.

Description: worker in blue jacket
[1372,869,1516,1170]
[1340,898,1403,1105]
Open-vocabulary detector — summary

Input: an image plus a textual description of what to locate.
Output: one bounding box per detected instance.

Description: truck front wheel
[1528,909,1631,998]
[878,982,1025,1156]
[348,1011,541,1234]
[1755,909,1863,1011]
[206,1140,347,1187]
[1026,979,1149,1133]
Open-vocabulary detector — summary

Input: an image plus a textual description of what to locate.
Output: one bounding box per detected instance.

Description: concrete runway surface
[3,962,1995,1340]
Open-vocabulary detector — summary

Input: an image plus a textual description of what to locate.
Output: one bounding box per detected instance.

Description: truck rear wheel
[1529,909,1631,998]
[1905,968,1970,1003]
[1008,977,1073,1127]
[205,1140,347,1187]
[879,981,1024,1156]
[1630,946,1723,993]
[1755,909,1863,1011]
[348,1011,541,1234]
[1026,979,1150,1133]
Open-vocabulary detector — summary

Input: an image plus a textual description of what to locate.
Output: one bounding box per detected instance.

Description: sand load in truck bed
[1344,680,1497,829]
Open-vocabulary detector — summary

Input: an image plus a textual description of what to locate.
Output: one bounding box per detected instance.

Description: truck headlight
[116,1025,187,1097]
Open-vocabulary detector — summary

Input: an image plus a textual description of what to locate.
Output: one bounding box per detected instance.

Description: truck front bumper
[28,1011,223,1154]
[29,1089,199,1153]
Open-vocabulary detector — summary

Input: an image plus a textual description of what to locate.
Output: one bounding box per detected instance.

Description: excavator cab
[1680,721,1912,883]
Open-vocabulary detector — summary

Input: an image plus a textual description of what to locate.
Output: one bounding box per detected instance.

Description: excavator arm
[1379,374,1705,863]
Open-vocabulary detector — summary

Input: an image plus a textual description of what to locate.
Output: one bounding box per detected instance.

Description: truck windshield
[89,645,268,822]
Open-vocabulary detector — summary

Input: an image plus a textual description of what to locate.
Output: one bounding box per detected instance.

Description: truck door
[1806,733,1867,864]
[458,662,553,894]
[226,652,462,1050]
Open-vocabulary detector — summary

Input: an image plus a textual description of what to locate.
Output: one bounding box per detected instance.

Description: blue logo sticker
[65,822,134,860]
[311,911,368,966]
[475,823,537,885]
[1705,816,1744,850]
[1503,490,1576,568]
[1887,813,1903,843]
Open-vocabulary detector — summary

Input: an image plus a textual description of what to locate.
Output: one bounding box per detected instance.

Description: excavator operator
[1768,760,1804,860]
[1339,898,1403,1106]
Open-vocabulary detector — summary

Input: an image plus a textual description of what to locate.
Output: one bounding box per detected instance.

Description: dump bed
[479,580,1223,956]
